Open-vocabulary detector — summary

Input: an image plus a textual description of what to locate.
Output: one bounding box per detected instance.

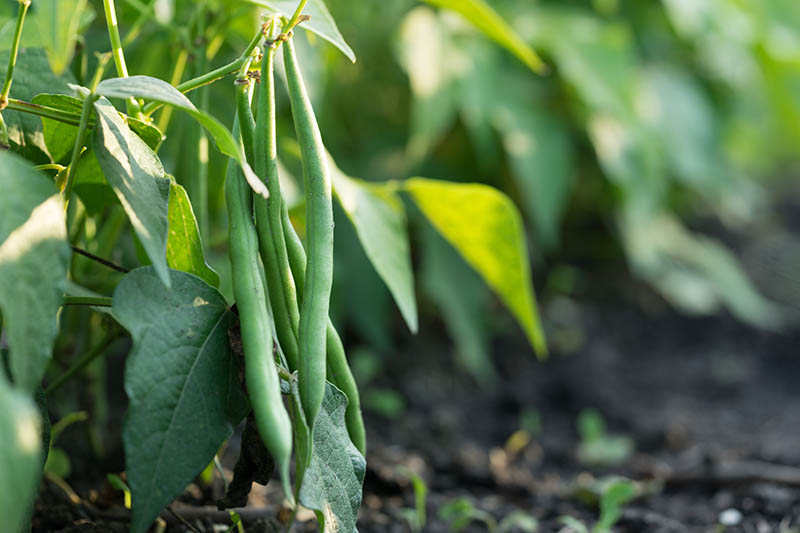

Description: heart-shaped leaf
[113,267,248,533]
[299,383,366,533]
[0,376,43,533]
[0,152,69,391]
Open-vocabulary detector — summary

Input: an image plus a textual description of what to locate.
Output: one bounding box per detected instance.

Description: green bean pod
[284,37,333,429]
[281,200,366,454]
[253,42,301,370]
[227,86,293,502]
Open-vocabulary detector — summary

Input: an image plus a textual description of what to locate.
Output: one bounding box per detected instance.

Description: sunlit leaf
[421,0,546,74]
[92,96,171,287]
[34,0,89,75]
[0,152,69,391]
[95,76,267,198]
[405,178,546,356]
[167,182,220,287]
[0,376,43,533]
[247,0,355,62]
[113,267,248,533]
[332,162,417,333]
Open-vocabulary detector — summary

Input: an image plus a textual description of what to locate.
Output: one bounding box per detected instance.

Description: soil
[30,189,800,533]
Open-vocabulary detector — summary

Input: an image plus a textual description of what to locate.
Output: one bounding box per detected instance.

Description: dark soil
[31,189,800,533]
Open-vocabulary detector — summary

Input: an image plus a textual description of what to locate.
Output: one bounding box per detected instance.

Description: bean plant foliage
[0,0,546,531]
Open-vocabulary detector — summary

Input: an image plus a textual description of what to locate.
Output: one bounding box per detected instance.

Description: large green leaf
[0,152,70,391]
[113,267,248,533]
[299,383,366,533]
[0,48,75,162]
[167,182,220,287]
[405,178,546,356]
[0,376,43,533]
[34,0,89,75]
[332,163,418,333]
[92,96,172,288]
[421,0,546,74]
[247,0,355,62]
[95,76,267,198]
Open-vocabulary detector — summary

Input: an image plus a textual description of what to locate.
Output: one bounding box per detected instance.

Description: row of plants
[0,0,551,531]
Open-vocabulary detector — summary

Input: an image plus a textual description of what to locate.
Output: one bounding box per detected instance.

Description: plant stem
[103,0,142,116]
[35,163,67,173]
[285,0,309,32]
[70,246,129,273]
[45,333,118,394]
[156,48,189,134]
[62,296,114,307]
[141,28,264,116]
[62,56,111,210]
[4,98,83,125]
[103,0,130,78]
[0,0,32,111]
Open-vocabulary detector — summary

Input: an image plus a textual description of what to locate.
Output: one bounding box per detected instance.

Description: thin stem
[70,246,129,273]
[35,164,67,173]
[0,0,32,110]
[103,0,130,78]
[103,0,143,117]
[62,96,96,209]
[45,334,118,394]
[285,0,310,32]
[62,296,114,307]
[5,98,83,125]
[156,48,189,133]
[141,28,264,116]
[62,56,111,210]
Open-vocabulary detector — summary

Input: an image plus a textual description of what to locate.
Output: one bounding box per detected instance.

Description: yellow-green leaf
[405,178,546,356]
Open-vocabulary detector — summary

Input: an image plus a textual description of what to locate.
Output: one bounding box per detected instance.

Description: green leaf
[299,383,366,533]
[167,182,220,287]
[0,152,70,391]
[31,93,84,163]
[493,103,574,251]
[0,376,43,533]
[0,48,75,162]
[92,96,172,288]
[113,267,248,533]
[419,224,494,383]
[95,76,267,198]
[33,93,163,163]
[331,163,417,333]
[34,0,89,75]
[405,178,546,356]
[622,213,782,329]
[247,0,355,62]
[595,480,636,532]
[420,0,546,74]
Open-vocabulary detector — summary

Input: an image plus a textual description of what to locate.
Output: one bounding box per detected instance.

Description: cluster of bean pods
[224,18,365,503]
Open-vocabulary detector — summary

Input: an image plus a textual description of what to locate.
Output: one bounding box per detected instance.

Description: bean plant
[0,0,546,531]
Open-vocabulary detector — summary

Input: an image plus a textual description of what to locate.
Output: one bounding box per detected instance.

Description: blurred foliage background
[2,0,799,382]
